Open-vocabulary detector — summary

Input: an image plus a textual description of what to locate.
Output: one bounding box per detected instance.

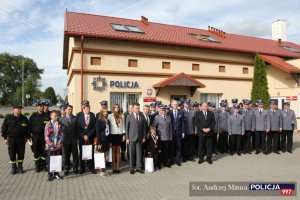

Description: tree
[0,53,44,105]
[251,54,270,108]
[43,87,57,105]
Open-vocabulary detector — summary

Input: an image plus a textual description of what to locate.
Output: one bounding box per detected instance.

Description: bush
[0,114,4,118]
[4,113,12,118]
[24,112,31,116]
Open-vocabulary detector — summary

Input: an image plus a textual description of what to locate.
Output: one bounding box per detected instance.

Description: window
[200,93,222,108]
[243,67,249,74]
[280,46,300,53]
[190,33,220,43]
[219,65,225,72]
[128,59,138,67]
[192,64,200,71]
[162,62,171,69]
[110,92,141,111]
[90,57,101,65]
[111,24,144,33]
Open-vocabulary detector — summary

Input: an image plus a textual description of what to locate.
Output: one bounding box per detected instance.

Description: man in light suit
[240,99,255,154]
[169,99,185,166]
[281,102,297,153]
[153,105,173,167]
[268,100,282,154]
[182,99,196,162]
[125,103,147,174]
[228,105,245,156]
[254,100,270,155]
[195,102,215,164]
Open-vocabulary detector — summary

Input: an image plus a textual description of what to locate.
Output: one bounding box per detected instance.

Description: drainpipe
[80,35,84,103]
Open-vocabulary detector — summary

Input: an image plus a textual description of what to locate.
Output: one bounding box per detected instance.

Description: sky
[0,0,300,97]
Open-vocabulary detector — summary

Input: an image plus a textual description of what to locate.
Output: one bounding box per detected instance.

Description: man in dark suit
[76,100,97,174]
[195,102,215,164]
[125,103,147,174]
[59,104,79,175]
[169,99,185,166]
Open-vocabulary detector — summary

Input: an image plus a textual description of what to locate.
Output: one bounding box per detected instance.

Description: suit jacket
[153,114,173,141]
[125,112,147,142]
[195,110,215,136]
[227,114,245,135]
[76,111,96,144]
[254,109,270,131]
[58,114,78,144]
[282,109,297,130]
[147,134,161,153]
[96,119,111,145]
[168,109,184,136]
[240,108,255,131]
[107,113,125,135]
[183,109,196,135]
[268,109,282,131]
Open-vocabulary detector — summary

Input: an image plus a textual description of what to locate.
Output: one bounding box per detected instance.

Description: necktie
[135,113,139,125]
[85,115,89,126]
[146,115,149,127]
[236,114,237,118]
[259,109,262,114]
[204,111,207,119]
[245,109,247,113]
[174,110,177,121]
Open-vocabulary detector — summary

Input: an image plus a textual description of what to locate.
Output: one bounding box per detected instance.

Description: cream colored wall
[287,58,300,69]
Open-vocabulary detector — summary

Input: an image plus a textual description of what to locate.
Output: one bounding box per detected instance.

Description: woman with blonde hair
[108,104,125,173]
[96,107,111,177]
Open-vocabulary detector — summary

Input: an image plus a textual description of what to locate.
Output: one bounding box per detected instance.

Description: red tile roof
[153,72,206,88]
[259,54,300,73]
[65,11,300,59]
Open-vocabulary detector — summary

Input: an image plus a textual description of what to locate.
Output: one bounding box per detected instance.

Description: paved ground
[0,118,299,199]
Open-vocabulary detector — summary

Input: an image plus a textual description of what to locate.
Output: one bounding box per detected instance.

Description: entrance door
[170,95,186,103]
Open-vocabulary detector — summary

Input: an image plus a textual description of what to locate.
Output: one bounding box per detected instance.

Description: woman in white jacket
[108,104,125,173]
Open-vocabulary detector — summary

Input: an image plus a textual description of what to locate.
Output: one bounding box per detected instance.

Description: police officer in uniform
[209,103,219,155]
[1,105,30,174]
[229,98,239,114]
[281,102,297,153]
[240,100,255,154]
[29,101,50,172]
[268,101,282,154]
[217,102,230,154]
[253,100,270,155]
[227,105,245,156]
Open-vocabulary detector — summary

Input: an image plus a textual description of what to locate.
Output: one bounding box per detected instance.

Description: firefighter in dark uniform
[1,105,30,174]
[43,100,51,119]
[29,101,50,172]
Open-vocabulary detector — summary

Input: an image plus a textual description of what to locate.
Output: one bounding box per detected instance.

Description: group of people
[1,98,297,181]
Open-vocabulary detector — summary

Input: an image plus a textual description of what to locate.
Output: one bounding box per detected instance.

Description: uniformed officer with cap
[227,105,245,156]
[268,100,282,154]
[43,100,51,119]
[29,100,50,172]
[253,100,270,155]
[229,98,239,114]
[240,99,255,154]
[1,105,30,174]
[281,102,297,153]
[59,104,67,117]
[217,102,230,154]
[76,100,97,174]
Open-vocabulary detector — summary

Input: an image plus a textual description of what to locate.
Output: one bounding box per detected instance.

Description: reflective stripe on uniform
[40,156,47,161]
[17,160,23,163]
[33,156,40,161]
[9,160,17,164]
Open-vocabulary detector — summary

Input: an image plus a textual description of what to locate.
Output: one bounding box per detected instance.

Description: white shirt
[107,113,125,135]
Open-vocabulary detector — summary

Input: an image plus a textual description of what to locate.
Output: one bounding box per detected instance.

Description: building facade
[62,11,300,126]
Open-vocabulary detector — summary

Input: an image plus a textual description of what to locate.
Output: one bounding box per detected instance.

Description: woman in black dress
[96,107,111,177]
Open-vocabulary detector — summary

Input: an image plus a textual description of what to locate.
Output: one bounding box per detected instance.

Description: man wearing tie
[125,103,147,174]
[240,99,255,154]
[281,102,297,153]
[182,99,197,162]
[59,105,79,175]
[254,100,270,155]
[195,102,215,164]
[76,100,96,174]
[169,100,185,166]
[268,101,282,154]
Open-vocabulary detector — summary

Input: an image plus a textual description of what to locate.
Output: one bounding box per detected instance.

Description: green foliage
[24,112,31,116]
[251,55,270,108]
[43,87,57,105]
[0,53,44,105]
[0,114,4,118]
[4,113,11,118]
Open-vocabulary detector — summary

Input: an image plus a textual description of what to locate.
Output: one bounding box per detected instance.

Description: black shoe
[169,161,174,166]
[247,152,252,154]
[74,169,79,174]
[64,170,69,176]
[80,169,85,174]
[55,173,63,180]
[255,151,260,155]
[198,159,204,164]
[176,162,181,166]
[288,151,292,154]
[237,153,241,156]
[189,158,196,162]
[130,169,135,175]
[18,167,24,174]
[90,170,97,174]
[207,159,213,165]
[274,151,280,154]
[230,152,234,156]
[182,159,187,163]
[136,169,144,174]
[47,175,54,181]
[263,151,268,155]
[164,162,171,168]
[11,165,18,175]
